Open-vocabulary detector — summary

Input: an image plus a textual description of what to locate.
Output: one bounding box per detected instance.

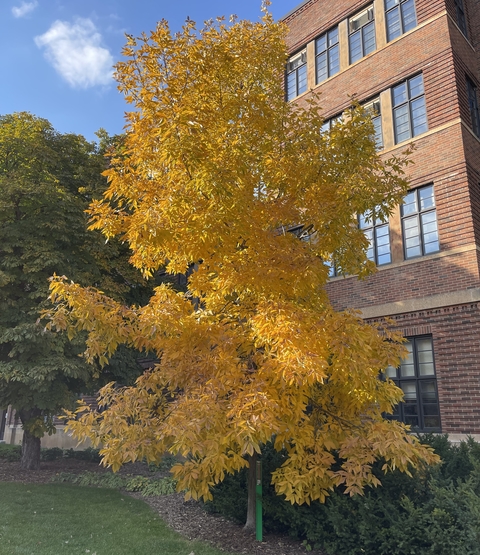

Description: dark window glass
[316,27,340,84]
[392,74,427,143]
[467,76,480,137]
[385,0,417,42]
[454,0,468,37]
[349,6,376,64]
[286,50,307,101]
[359,209,391,265]
[386,337,441,431]
[401,184,439,259]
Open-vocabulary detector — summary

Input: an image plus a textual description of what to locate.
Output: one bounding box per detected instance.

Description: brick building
[284,0,480,439]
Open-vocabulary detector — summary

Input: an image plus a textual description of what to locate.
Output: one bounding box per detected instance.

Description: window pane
[419,185,435,209]
[420,381,437,400]
[424,415,441,428]
[409,75,424,98]
[394,105,411,142]
[402,0,417,32]
[287,73,297,101]
[416,337,433,354]
[402,191,417,215]
[400,350,415,377]
[393,82,407,106]
[363,22,376,55]
[316,53,328,83]
[421,213,439,253]
[298,65,307,95]
[350,31,362,63]
[321,121,331,133]
[328,27,339,46]
[373,116,383,148]
[386,365,397,378]
[402,381,417,400]
[329,45,340,76]
[386,8,401,41]
[358,213,369,229]
[403,216,419,237]
[411,97,428,136]
[316,35,327,54]
[385,0,400,10]
[421,211,437,230]
[376,225,390,241]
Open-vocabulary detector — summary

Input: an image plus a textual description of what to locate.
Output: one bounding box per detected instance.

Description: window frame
[401,184,440,259]
[320,113,342,134]
[385,0,417,42]
[359,209,392,266]
[315,26,340,84]
[386,336,441,432]
[286,49,307,101]
[363,97,384,149]
[466,76,480,137]
[348,5,376,64]
[392,74,428,144]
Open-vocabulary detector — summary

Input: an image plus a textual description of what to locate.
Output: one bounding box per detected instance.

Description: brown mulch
[0,459,327,555]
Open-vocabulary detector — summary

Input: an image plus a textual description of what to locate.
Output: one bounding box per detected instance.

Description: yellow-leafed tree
[46,3,438,529]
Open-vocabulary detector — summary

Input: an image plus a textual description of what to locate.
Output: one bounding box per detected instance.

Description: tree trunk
[18,409,42,470]
[244,452,257,532]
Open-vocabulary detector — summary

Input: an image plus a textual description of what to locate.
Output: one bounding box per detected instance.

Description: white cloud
[34,18,114,89]
[12,1,38,18]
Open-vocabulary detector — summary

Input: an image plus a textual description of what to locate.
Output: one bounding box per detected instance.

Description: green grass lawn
[0,482,229,555]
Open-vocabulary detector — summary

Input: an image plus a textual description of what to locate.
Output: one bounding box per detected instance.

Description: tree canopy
[0,112,153,468]
[47,7,438,505]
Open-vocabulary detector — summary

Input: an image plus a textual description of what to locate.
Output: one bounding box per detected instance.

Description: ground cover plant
[0,482,230,555]
[0,444,101,463]
[52,470,177,496]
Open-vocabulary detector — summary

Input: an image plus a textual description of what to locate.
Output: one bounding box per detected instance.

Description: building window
[386,337,441,431]
[320,114,342,134]
[316,27,340,84]
[454,0,468,37]
[286,49,307,101]
[401,184,439,259]
[364,97,383,149]
[326,260,338,277]
[392,74,428,143]
[467,76,480,137]
[349,6,376,64]
[385,0,417,42]
[359,211,391,265]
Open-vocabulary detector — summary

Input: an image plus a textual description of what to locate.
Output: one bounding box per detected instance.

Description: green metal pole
[255,459,263,542]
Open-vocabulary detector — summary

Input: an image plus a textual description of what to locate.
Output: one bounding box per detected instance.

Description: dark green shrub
[40,447,64,461]
[0,444,21,461]
[147,453,177,472]
[64,447,101,463]
[207,436,480,555]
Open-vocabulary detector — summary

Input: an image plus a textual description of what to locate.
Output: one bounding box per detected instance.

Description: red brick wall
[284,0,448,53]
[285,0,480,434]
[371,302,480,434]
[326,249,480,310]
[284,0,370,53]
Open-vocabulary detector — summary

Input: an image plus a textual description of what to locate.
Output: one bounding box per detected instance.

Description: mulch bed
[0,458,327,555]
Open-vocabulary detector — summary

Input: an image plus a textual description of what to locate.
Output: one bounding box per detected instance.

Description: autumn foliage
[46,6,438,504]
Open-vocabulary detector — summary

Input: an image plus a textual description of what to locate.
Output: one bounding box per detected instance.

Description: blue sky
[1,1,297,143]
